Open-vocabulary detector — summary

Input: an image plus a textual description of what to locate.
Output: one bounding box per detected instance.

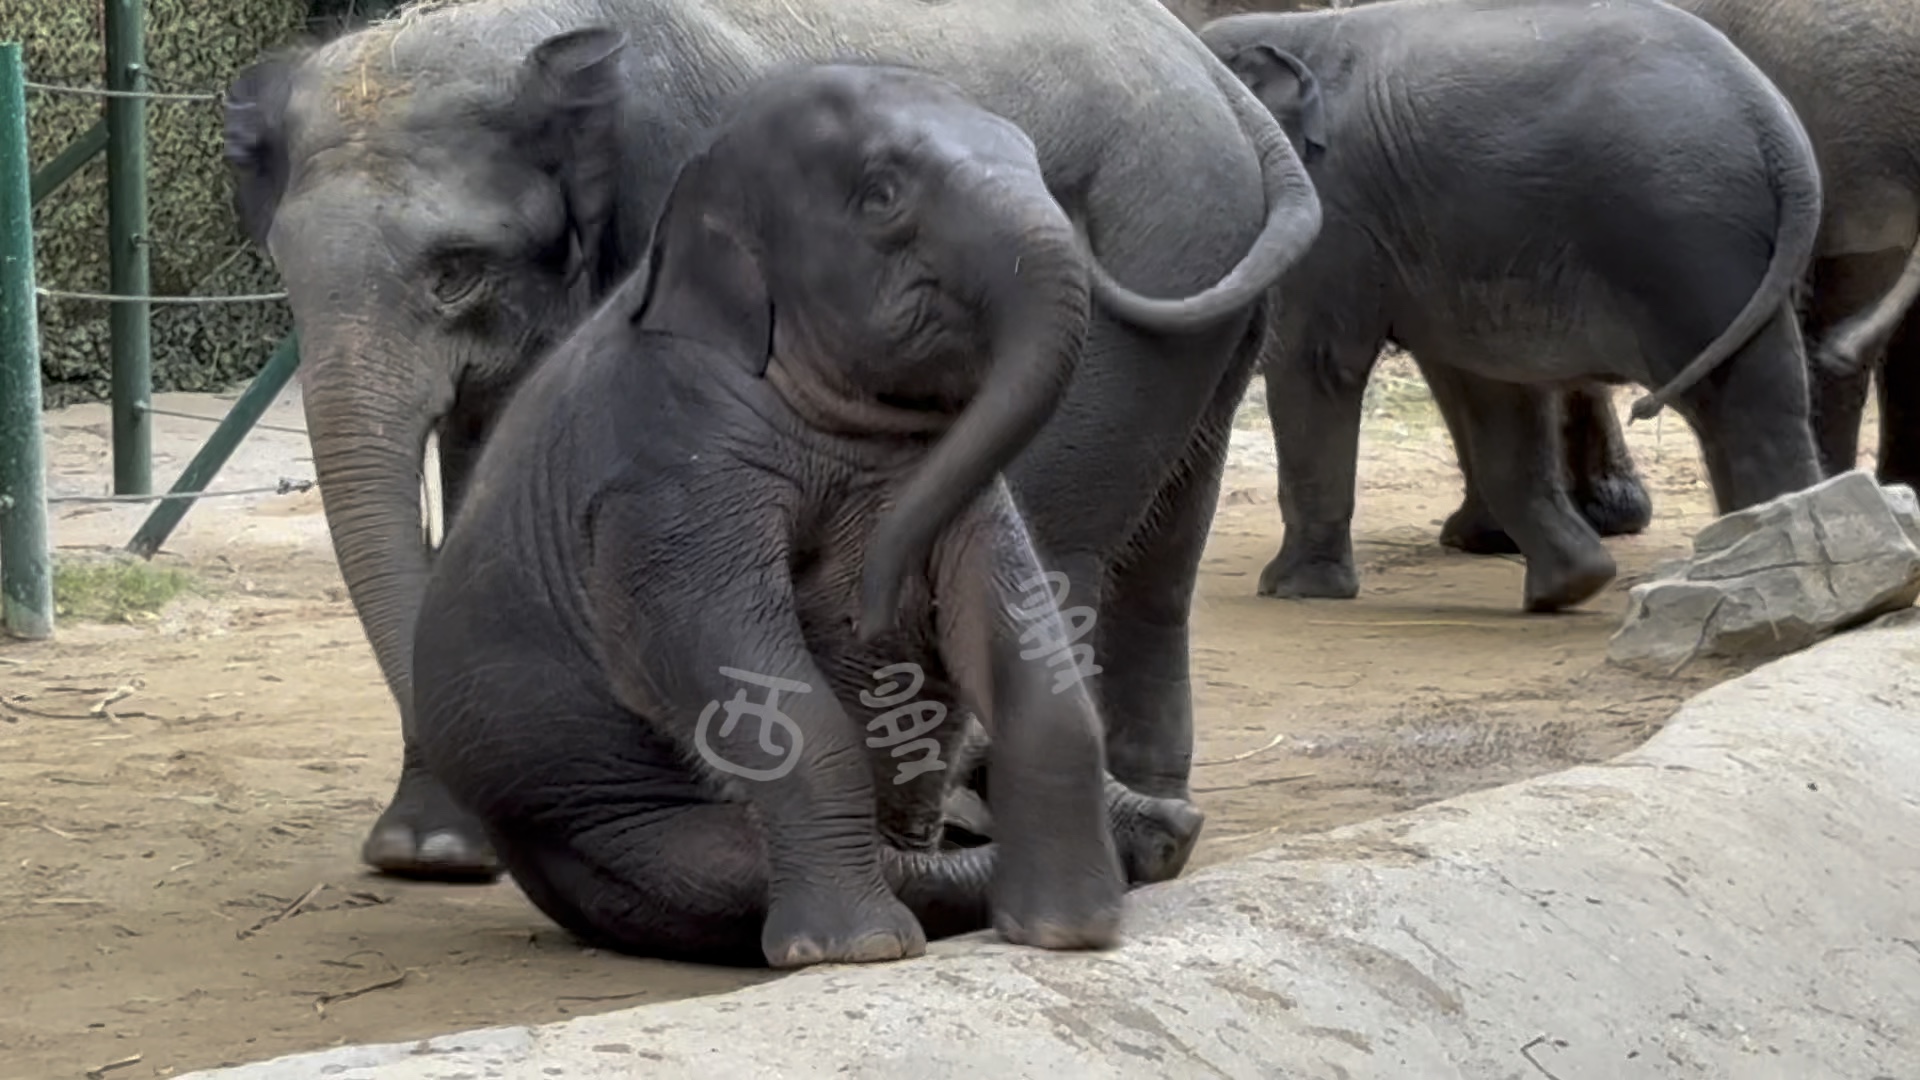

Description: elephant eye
[430,252,488,309]
[857,174,901,217]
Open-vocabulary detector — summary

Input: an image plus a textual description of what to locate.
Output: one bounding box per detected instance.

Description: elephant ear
[515,27,630,294]
[1222,43,1328,164]
[631,161,773,374]
[223,53,303,250]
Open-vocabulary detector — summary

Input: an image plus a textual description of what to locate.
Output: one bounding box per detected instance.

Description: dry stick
[84,1054,142,1080]
[1194,732,1288,767]
[315,971,408,1017]
[237,881,327,939]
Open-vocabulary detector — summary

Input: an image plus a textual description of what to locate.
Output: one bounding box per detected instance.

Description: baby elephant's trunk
[858,187,1093,640]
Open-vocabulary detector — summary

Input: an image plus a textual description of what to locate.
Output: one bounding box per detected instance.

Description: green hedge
[12,0,384,407]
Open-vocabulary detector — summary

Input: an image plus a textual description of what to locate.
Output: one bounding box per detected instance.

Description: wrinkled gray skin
[1201,0,1825,612]
[1183,0,1920,556]
[412,60,1206,967]
[224,0,1320,879]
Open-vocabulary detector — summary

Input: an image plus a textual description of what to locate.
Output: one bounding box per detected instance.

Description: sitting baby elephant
[1203,0,1826,612]
[410,59,1205,968]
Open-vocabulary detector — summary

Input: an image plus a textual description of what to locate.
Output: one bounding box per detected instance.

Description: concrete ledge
[183,619,1920,1079]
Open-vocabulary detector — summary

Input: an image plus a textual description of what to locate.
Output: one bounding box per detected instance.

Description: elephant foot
[1521,545,1616,613]
[1257,549,1359,600]
[1106,781,1204,886]
[761,885,926,969]
[361,761,502,882]
[991,829,1126,951]
[1439,500,1521,555]
[1576,473,1653,538]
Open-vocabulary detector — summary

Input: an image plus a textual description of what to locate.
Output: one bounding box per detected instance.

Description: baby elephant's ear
[633,175,774,373]
[1223,43,1328,163]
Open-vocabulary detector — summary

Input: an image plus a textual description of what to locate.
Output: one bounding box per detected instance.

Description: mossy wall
[13,0,393,407]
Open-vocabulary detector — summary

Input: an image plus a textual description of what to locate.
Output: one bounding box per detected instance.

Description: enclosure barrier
[0,4,312,640]
[0,41,52,639]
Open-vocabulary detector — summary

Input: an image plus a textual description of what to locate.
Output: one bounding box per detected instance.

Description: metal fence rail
[0,16,305,641]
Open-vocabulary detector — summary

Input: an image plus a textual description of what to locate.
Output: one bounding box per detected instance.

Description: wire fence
[47,478,314,505]
[25,76,292,307]
[19,69,314,528]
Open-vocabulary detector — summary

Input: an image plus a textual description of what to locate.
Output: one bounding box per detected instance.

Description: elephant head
[627,63,1096,638]
[221,25,631,713]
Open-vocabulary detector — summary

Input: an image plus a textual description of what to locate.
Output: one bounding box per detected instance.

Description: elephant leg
[940,714,1203,885]
[1875,305,1920,488]
[1092,328,1260,809]
[1669,305,1823,513]
[359,406,499,882]
[1257,329,1382,601]
[1803,253,1896,477]
[1439,381,1650,554]
[1561,383,1653,537]
[1427,365,1615,611]
[415,649,1002,964]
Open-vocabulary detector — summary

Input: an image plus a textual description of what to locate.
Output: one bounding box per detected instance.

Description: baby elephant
[410,59,1202,968]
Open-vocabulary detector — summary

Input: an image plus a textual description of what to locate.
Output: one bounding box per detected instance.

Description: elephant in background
[413,60,1213,967]
[224,0,1321,880]
[1201,0,1824,612]
[1174,0,1920,557]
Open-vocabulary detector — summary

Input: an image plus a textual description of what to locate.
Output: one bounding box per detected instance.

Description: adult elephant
[1177,0,1920,556]
[223,0,1321,879]
[1446,0,1920,555]
[1199,0,1825,612]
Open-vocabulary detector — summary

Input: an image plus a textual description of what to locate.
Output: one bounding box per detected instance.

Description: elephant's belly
[1393,279,1647,385]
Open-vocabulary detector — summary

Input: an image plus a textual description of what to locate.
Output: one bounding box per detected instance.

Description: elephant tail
[1813,234,1920,378]
[1627,66,1824,421]
[1076,58,1323,335]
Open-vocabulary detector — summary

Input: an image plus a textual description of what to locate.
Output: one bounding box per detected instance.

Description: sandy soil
[1,356,1857,1079]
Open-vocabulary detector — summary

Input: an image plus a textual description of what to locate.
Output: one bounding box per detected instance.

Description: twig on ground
[84,1053,142,1079]
[1519,1035,1567,1079]
[1195,732,1288,767]
[237,881,327,939]
[557,990,655,1004]
[1191,773,1316,795]
[1208,824,1285,845]
[315,970,408,1017]
[38,822,85,841]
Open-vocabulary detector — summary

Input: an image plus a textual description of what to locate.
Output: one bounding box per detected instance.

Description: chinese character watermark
[693,662,952,785]
[860,663,948,785]
[694,666,809,781]
[1007,570,1102,693]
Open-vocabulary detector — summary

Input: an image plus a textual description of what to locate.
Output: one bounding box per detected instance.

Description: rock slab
[178,618,1920,1079]
[1608,469,1920,673]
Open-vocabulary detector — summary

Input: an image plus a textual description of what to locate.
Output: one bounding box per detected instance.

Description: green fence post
[29,118,107,208]
[0,41,53,640]
[126,332,302,559]
[105,0,151,495]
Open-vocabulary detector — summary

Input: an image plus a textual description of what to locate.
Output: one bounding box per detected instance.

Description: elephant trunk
[298,320,451,731]
[857,193,1093,641]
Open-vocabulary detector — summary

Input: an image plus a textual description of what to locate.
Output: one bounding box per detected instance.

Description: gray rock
[1609,469,1920,673]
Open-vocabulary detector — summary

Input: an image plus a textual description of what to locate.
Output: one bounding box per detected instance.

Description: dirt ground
[0,355,1861,1079]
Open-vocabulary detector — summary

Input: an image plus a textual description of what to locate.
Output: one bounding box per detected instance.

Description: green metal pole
[105,0,150,495]
[29,118,106,208]
[127,332,302,559]
[0,41,53,640]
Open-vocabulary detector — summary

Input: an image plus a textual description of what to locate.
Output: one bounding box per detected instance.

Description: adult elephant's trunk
[858,196,1094,641]
[1079,59,1323,335]
[299,319,452,730]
